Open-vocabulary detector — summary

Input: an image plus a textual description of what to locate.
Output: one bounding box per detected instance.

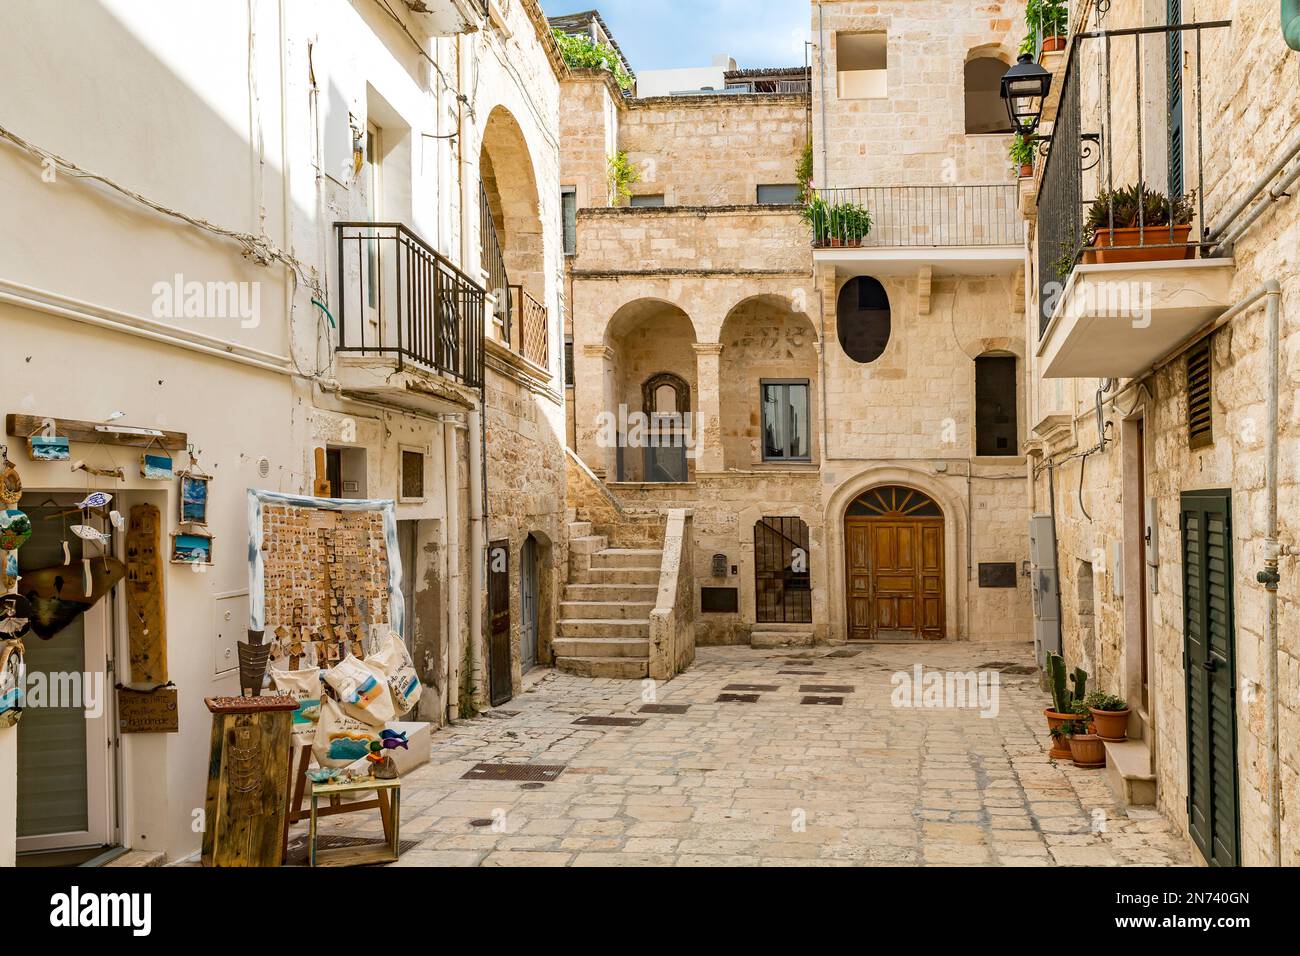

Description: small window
[760,380,810,462]
[564,334,574,387]
[701,587,739,613]
[561,186,577,256]
[975,354,1018,456]
[964,57,1013,134]
[836,276,890,363]
[1187,338,1213,449]
[400,448,425,501]
[837,32,887,98]
[754,517,812,624]
[757,184,800,204]
[629,194,665,207]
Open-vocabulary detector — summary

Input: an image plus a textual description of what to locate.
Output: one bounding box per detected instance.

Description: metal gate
[487,538,512,706]
[754,516,811,624]
[520,535,538,672]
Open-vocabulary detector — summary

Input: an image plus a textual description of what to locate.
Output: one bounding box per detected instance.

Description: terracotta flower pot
[1084,224,1194,264]
[1018,163,1034,179]
[1041,36,1067,53]
[1089,706,1131,742]
[1068,732,1106,769]
[1044,708,1075,760]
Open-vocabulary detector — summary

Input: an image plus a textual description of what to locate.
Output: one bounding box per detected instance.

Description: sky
[541,0,812,73]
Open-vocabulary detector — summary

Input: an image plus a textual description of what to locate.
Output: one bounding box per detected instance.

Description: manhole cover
[461,763,565,782]
[723,683,780,691]
[519,782,546,790]
[638,703,690,714]
[800,695,844,705]
[469,818,495,827]
[716,693,760,703]
[572,715,646,727]
[800,684,855,693]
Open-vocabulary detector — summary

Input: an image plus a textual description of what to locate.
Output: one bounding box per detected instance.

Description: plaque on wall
[978,562,1019,588]
[118,685,180,733]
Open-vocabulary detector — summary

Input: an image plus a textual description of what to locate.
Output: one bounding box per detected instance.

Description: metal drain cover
[716,693,760,703]
[723,683,780,691]
[800,695,844,705]
[779,669,826,675]
[461,762,565,782]
[800,684,855,694]
[824,649,861,658]
[638,703,690,714]
[572,715,646,727]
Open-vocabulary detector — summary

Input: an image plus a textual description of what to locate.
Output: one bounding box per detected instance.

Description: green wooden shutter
[1181,490,1239,866]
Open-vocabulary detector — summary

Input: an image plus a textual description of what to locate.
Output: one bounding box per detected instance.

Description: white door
[15,499,115,853]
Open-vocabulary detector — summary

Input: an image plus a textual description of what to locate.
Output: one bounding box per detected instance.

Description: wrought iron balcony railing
[808,185,1021,249]
[507,285,549,369]
[334,222,485,388]
[1035,19,1231,336]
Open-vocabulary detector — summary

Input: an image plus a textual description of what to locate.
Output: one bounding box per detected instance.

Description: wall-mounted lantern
[1000,53,1053,136]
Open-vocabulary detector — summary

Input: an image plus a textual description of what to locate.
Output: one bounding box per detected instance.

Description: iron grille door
[1181,490,1239,866]
[754,517,812,624]
[488,538,512,706]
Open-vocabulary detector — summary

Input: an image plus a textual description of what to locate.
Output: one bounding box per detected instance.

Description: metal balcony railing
[334,222,485,388]
[808,185,1021,249]
[1035,19,1231,336]
[508,285,549,369]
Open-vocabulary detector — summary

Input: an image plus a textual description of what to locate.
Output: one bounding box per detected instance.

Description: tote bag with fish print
[367,629,423,717]
[312,695,384,768]
[322,652,395,726]
[268,661,323,745]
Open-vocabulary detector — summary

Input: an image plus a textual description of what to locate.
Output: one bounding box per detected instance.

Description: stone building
[0,0,565,865]
[1023,0,1299,865]
[556,0,1035,672]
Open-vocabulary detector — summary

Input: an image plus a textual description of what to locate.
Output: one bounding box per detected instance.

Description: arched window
[847,486,942,518]
[836,276,891,363]
[754,517,811,623]
[965,56,1012,134]
[975,353,1018,456]
[640,372,690,482]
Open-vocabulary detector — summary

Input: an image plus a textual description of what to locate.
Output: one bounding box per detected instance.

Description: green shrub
[553,28,633,91]
[1084,184,1196,242]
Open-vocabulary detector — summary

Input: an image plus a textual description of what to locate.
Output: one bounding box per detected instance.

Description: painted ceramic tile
[140,453,174,480]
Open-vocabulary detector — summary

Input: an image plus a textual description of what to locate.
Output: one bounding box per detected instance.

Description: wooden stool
[287,743,392,830]
[308,775,402,867]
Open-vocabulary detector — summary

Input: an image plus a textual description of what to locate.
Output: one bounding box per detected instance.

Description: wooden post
[313,447,331,497]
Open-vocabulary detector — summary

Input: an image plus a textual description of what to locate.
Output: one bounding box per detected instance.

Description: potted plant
[832,201,872,247]
[1010,132,1036,178]
[1085,691,1131,742]
[1084,184,1197,263]
[1044,652,1087,760]
[800,194,831,245]
[1066,700,1107,768]
[1027,0,1069,54]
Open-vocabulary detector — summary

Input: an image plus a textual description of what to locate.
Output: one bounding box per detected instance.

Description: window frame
[628,193,666,207]
[561,185,577,256]
[759,378,812,463]
[756,183,801,205]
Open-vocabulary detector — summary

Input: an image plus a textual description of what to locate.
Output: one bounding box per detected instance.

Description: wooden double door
[845,486,945,641]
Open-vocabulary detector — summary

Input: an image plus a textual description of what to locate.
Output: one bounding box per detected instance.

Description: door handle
[1202,658,1218,673]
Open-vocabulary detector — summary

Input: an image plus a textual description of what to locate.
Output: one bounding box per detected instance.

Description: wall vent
[1187,337,1213,450]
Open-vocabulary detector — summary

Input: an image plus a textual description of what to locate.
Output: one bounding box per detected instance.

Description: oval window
[836,276,891,363]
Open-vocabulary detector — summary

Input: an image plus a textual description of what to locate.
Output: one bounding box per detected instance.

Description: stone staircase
[555,515,662,679]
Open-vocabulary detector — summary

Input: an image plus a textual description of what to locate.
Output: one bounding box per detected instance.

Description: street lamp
[1000,53,1053,136]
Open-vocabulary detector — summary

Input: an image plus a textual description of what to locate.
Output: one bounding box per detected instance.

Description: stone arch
[480,105,544,300]
[964,52,1013,135]
[826,466,968,642]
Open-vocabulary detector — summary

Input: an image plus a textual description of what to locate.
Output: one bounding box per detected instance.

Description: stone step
[1104,739,1157,806]
[569,566,661,585]
[568,520,594,538]
[559,599,657,620]
[555,655,650,679]
[591,548,663,569]
[553,636,649,658]
[750,630,815,649]
[569,534,609,556]
[565,582,659,602]
[558,618,650,639]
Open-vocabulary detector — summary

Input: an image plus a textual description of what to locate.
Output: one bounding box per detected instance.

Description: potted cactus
[1086,691,1131,742]
[1044,652,1087,760]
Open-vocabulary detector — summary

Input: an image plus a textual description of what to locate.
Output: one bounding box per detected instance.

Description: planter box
[1085,224,1194,264]
[1040,35,1067,54]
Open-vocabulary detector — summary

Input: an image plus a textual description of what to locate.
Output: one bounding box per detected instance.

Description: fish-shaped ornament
[70,525,111,545]
[378,728,409,750]
[76,492,113,510]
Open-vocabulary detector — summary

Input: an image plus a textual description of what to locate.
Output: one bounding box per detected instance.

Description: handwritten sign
[117,686,179,734]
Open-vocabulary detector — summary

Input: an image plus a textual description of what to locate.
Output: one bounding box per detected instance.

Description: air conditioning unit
[400,0,483,35]
[1028,514,1061,669]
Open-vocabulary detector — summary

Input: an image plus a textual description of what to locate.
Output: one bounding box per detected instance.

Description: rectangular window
[701,587,739,613]
[760,380,810,462]
[564,334,574,387]
[836,32,887,99]
[975,355,1018,456]
[757,184,800,204]
[629,194,665,207]
[400,448,425,501]
[561,185,577,256]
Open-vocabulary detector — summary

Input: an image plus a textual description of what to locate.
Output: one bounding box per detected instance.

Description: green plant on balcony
[1009,132,1036,177]
[801,196,872,246]
[1083,184,1197,263]
[607,150,640,205]
[795,140,814,203]
[1025,0,1069,52]
[552,28,634,91]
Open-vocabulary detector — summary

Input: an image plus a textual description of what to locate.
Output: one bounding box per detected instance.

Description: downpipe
[440,413,465,722]
[468,406,485,710]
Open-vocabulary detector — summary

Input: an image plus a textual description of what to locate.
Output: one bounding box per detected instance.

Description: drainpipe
[440,414,464,721]
[467,406,485,709]
[1204,125,1300,253]
[816,2,829,186]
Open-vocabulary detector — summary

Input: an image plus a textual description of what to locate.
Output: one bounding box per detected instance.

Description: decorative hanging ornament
[70,524,112,545]
[0,509,32,551]
[0,461,21,506]
[0,640,25,727]
[75,492,113,510]
[0,593,32,640]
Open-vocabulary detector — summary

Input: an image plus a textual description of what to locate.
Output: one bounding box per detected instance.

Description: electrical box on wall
[1028,515,1061,667]
[213,590,249,678]
[1145,495,1159,594]
[711,553,727,576]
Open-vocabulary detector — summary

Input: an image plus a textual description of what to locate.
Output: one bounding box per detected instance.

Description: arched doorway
[844,485,945,641]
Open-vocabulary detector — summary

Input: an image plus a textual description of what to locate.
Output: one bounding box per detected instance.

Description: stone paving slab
[293,642,1192,867]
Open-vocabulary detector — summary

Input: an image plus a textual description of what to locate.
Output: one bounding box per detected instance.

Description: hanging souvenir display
[0,457,21,506]
[0,640,24,727]
[126,504,166,683]
[0,509,32,551]
[70,524,112,546]
[0,593,32,639]
[177,471,210,525]
[2,551,18,592]
[170,531,213,565]
[20,559,125,640]
[28,436,70,461]
[140,436,174,480]
[75,492,113,510]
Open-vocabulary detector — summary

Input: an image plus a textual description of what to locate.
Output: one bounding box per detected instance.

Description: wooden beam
[7,414,188,451]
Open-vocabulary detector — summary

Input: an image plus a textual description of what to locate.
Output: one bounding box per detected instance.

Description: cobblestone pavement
[301,642,1193,867]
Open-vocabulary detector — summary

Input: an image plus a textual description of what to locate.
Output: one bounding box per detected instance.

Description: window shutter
[1187,338,1212,449]
[1168,0,1185,197]
[1181,490,1239,866]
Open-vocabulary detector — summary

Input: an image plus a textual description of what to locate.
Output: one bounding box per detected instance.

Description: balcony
[809,184,1023,275]
[1034,20,1236,378]
[398,0,485,35]
[334,222,484,411]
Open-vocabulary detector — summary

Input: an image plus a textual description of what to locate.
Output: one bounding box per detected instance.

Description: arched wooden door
[845,486,944,641]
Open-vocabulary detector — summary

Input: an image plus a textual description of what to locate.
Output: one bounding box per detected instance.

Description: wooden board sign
[118,686,179,733]
[127,503,167,683]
